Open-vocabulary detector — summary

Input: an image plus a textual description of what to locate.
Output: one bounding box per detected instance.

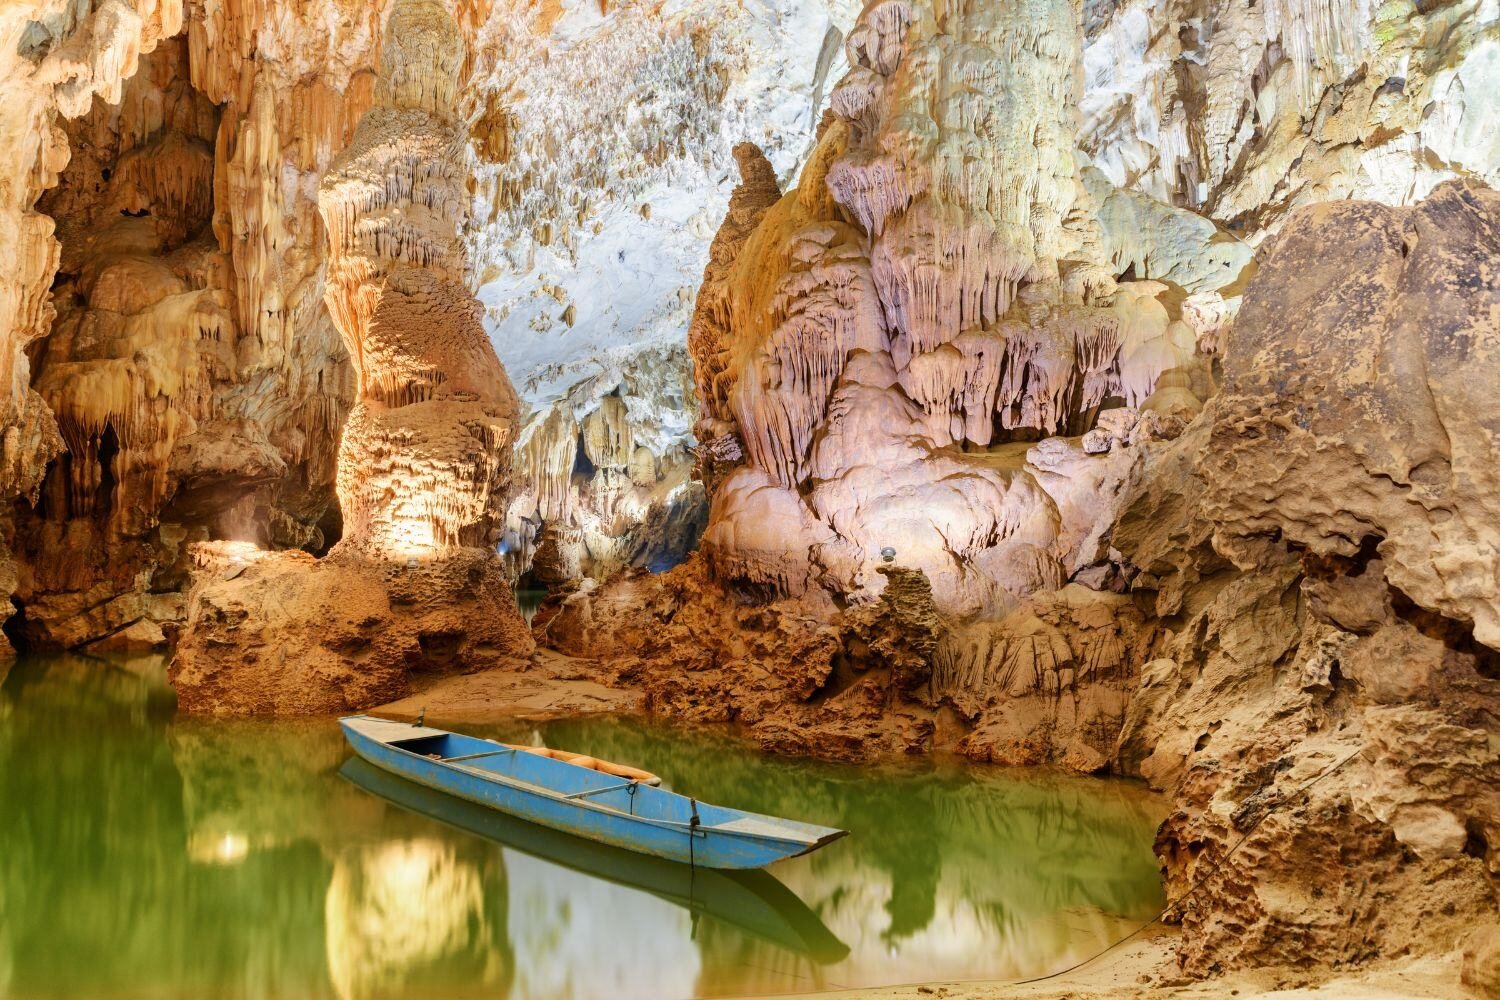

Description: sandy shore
[756,930,1480,999]
[375,650,643,723]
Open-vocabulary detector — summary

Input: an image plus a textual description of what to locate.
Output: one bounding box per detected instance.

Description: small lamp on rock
[880,546,897,563]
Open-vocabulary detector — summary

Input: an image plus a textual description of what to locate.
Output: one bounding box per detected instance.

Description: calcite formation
[170,0,532,714]
[1080,0,1499,234]
[685,0,1234,623]
[0,0,404,652]
[0,0,185,653]
[505,373,707,587]
[0,0,1492,984]
[549,179,1499,980]
[469,0,858,589]
[539,0,1498,980]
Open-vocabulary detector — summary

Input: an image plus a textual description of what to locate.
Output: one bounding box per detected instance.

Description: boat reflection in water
[340,757,851,964]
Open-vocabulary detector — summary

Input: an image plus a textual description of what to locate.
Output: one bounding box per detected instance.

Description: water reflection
[326,837,511,999]
[341,759,849,964]
[0,656,1165,999]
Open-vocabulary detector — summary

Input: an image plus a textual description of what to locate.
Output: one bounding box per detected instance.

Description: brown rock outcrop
[0,0,186,653]
[1102,184,1500,975]
[170,0,532,714]
[1204,180,1500,653]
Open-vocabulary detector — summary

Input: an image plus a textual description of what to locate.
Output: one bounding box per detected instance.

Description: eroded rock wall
[0,0,408,653]
[1115,183,1498,973]
[0,0,186,653]
[1080,0,1499,234]
[683,0,1236,622]
[469,0,858,587]
[540,0,1498,977]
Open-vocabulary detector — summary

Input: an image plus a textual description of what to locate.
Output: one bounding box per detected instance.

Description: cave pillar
[318,0,519,563]
[170,0,533,714]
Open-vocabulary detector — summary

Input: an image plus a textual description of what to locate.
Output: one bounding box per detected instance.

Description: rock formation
[0,0,1493,983]
[0,0,405,654]
[1080,0,1500,234]
[1117,181,1498,973]
[169,0,532,714]
[467,0,858,588]
[0,0,186,655]
[548,0,1233,760]
[539,0,1498,980]
[680,0,1233,623]
[548,172,1499,980]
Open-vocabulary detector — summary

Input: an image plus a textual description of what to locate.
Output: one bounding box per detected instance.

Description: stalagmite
[170,0,533,714]
[0,0,1492,990]
[673,0,1198,617]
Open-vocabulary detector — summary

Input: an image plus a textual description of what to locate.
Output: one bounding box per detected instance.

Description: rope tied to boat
[688,797,701,871]
[626,779,638,815]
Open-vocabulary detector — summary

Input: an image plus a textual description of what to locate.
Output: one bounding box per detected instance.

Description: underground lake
[0,653,1166,999]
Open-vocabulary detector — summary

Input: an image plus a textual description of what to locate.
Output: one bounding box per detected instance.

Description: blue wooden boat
[339,715,848,870]
[339,757,850,962]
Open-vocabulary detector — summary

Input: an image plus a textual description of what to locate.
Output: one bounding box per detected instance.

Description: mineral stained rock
[683,0,1229,624]
[169,0,532,714]
[555,0,1232,759]
[0,0,187,655]
[1137,181,1499,974]
[473,0,858,587]
[0,0,1492,981]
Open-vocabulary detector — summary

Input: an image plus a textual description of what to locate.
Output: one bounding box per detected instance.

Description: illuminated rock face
[0,0,398,651]
[0,0,187,653]
[169,0,533,714]
[473,0,858,586]
[318,0,517,561]
[547,180,1500,977]
[688,0,1228,619]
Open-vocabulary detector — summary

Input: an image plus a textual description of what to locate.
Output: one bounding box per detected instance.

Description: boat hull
[339,716,845,870]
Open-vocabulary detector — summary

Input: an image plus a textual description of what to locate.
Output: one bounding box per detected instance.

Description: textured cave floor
[374,648,643,723]
[758,929,1478,1000]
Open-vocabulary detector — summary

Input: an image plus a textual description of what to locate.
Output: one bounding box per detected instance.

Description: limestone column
[319,0,519,560]
[171,0,533,715]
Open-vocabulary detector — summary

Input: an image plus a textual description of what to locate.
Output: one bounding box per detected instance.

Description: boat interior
[384,729,814,838]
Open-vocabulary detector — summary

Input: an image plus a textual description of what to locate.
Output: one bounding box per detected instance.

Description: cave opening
[92,423,120,520]
[4,20,356,654]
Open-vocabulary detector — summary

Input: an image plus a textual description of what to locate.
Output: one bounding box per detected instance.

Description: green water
[0,654,1165,1000]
